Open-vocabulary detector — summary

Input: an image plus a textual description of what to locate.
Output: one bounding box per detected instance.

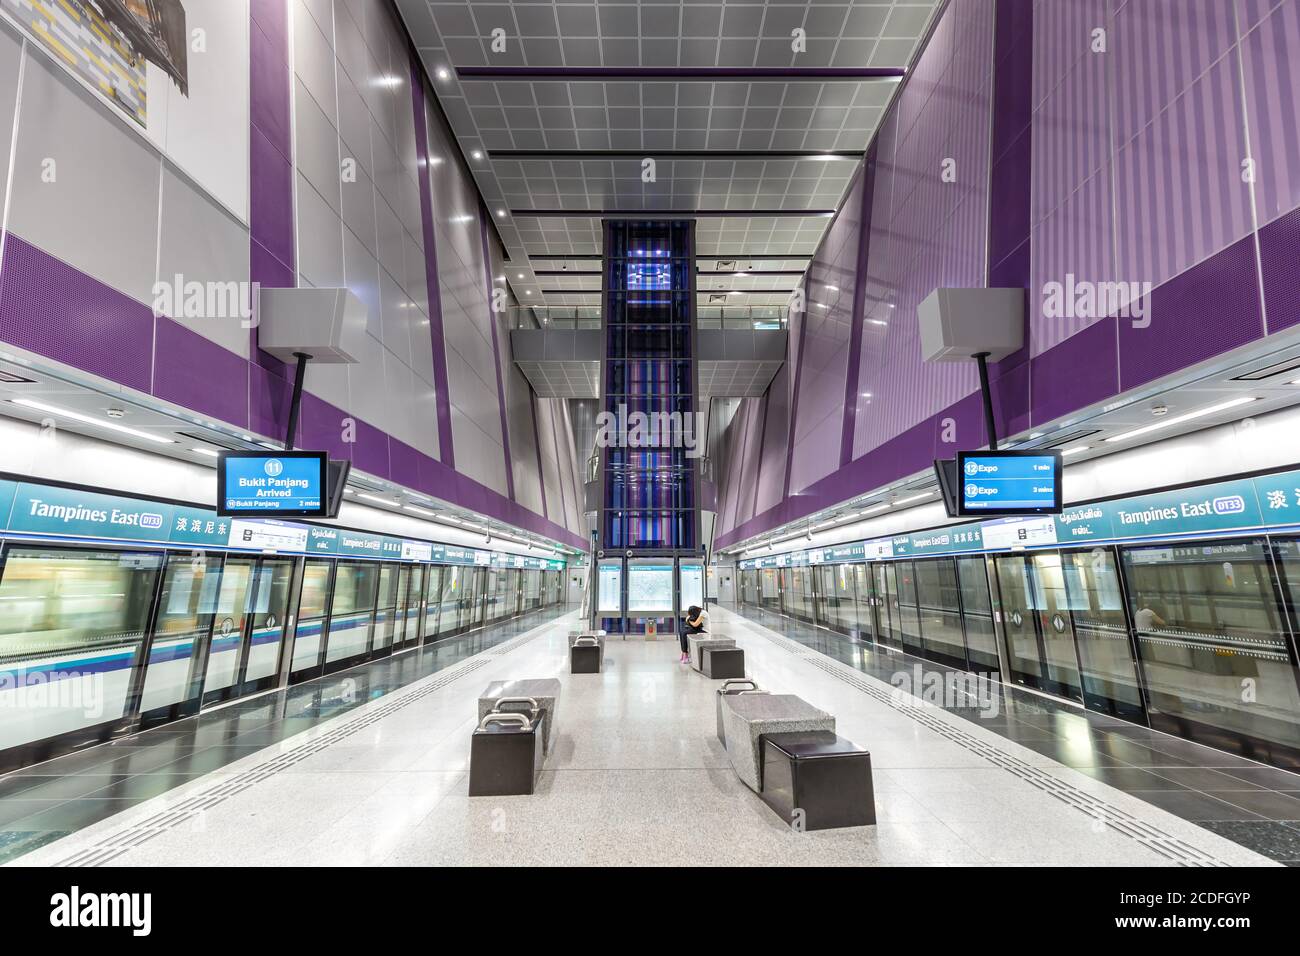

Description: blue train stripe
[0,609,431,687]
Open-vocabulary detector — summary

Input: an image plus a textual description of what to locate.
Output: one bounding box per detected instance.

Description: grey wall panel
[403,228,429,314]
[336,66,374,176]
[0,22,22,228]
[295,173,345,289]
[378,267,413,366]
[342,223,381,339]
[8,49,161,305]
[340,161,378,258]
[157,164,252,358]
[299,0,335,49]
[293,78,341,215]
[451,403,508,497]
[293,1,338,128]
[411,365,440,459]
[374,191,406,287]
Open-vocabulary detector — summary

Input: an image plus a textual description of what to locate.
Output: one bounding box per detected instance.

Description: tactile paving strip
[756,631,1231,868]
[52,626,554,867]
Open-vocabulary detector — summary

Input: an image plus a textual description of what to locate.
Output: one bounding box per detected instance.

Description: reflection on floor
[734,604,1300,865]
[8,606,1276,867]
[0,607,571,864]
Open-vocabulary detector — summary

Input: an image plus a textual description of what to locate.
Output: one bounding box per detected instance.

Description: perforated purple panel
[1260,204,1300,333]
[1030,317,1118,426]
[0,234,153,392]
[1118,235,1264,392]
[152,317,249,429]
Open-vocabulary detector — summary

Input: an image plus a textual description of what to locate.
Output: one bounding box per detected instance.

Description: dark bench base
[703,647,745,679]
[760,731,875,831]
[570,644,602,673]
[468,711,548,796]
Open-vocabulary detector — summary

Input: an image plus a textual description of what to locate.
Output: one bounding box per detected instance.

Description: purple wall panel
[787,170,862,492]
[0,234,154,393]
[248,125,295,277]
[1111,0,1239,150]
[152,318,249,429]
[1240,0,1300,228]
[754,364,790,515]
[1259,204,1300,333]
[1029,317,1118,427]
[1117,234,1264,391]
[1113,51,1254,297]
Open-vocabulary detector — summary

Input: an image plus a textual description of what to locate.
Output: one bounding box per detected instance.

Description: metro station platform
[6,607,1290,868]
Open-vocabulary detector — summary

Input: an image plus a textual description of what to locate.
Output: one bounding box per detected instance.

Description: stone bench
[570,634,602,673]
[477,678,562,754]
[702,646,745,679]
[761,731,876,830]
[719,693,834,792]
[687,632,735,671]
[715,679,765,745]
[469,709,547,796]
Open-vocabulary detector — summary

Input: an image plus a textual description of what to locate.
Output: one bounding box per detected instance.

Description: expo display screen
[627,562,674,613]
[598,562,623,613]
[217,452,328,518]
[679,562,704,610]
[957,450,1063,516]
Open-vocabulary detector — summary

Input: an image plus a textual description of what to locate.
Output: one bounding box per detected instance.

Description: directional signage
[958,450,1062,516]
[217,451,327,517]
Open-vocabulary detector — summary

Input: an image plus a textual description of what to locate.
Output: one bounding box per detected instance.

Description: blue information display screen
[217,451,328,518]
[958,450,1063,516]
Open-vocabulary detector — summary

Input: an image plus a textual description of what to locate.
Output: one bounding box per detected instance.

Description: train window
[423,567,443,639]
[956,556,999,672]
[1120,538,1300,757]
[291,560,332,677]
[913,558,967,669]
[372,564,399,651]
[326,562,378,663]
[437,567,463,634]
[1060,548,1145,721]
[140,553,221,717]
[0,546,163,751]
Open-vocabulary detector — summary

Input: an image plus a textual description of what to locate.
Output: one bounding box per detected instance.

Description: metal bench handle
[479,712,532,732]
[722,679,759,691]
[573,636,599,646]
[493,696,540,717]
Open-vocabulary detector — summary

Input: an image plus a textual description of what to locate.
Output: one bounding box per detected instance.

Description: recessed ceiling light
[891,492,932,507]
[471,150,484,160]
[436,67,449,80]
[190,447,220,458]
[11,399,176,444]
[356,492,396,506]
[404,504,435,517]
[517,272,525,279]
[1103,396,1257,444]
[496,209,506,218]
[1061,445,1091,457]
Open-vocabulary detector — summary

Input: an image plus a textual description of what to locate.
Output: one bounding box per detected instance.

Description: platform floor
[6,606,1286,866]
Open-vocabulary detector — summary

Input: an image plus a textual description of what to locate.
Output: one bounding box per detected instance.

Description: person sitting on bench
[680,605,709,664]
